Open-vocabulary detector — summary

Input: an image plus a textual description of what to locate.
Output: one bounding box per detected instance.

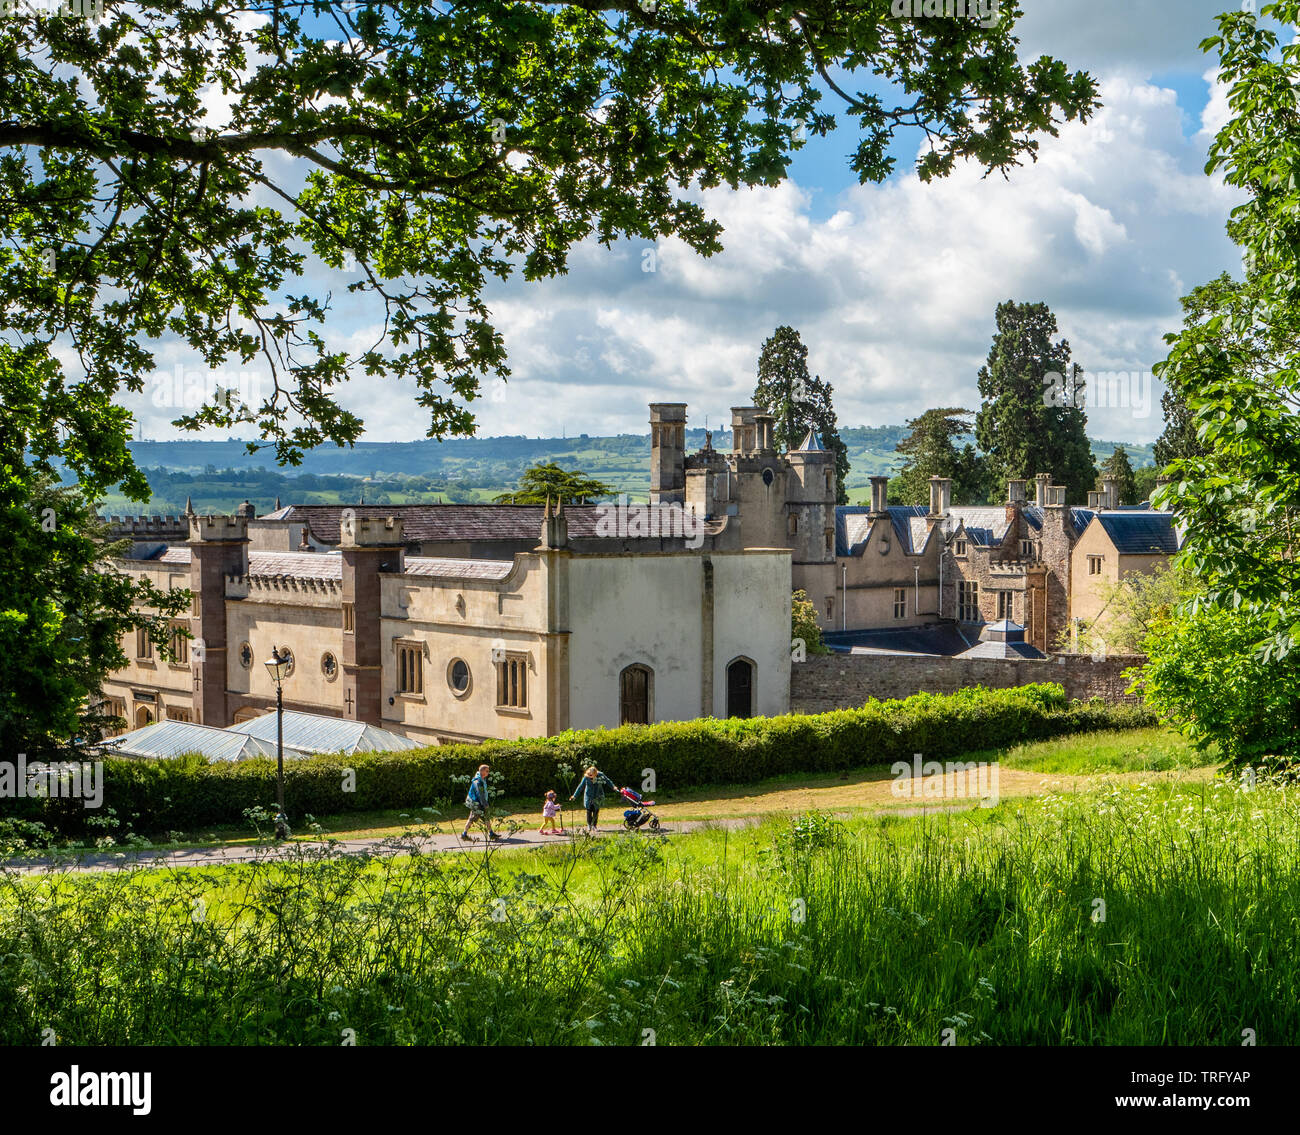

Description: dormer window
[955,538,967,557]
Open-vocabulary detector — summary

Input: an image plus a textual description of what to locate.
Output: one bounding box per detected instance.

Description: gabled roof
[1095,511,1181,555]
[1021,505,1096,539]
[227,710,421,755]
[835,505,932,557]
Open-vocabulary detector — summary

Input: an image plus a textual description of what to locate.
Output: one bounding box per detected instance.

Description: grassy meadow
[2,725,1296,1046]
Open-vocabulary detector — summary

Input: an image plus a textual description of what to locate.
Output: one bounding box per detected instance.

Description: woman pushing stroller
[569,765,618,833]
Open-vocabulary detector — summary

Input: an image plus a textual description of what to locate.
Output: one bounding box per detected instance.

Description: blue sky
[123,0,1262,449]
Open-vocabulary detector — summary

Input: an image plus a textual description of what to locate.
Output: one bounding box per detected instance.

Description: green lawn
[4,731,1289,1046]
[7,725,1214,854]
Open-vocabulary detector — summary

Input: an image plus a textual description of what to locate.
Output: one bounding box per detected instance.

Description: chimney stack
[928,475,951,518]
[1007,479,1026,504]
[1034,473,1051,507]
[1102,475,1120,510]
[869,475,889,516]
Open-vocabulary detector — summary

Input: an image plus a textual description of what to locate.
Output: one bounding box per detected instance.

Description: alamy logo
[595,495,705,549]
[0,754,104,809]
[891,0,1000,29]
[49,1066,151,1115]
[890,753,999,808]
[1,0,104,20]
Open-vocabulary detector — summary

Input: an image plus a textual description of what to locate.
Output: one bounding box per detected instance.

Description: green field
[5,728,1294,1046]
[95,429,1159,515]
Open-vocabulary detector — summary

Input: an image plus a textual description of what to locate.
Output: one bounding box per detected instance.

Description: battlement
[339,514,405,547]
[103,515,189,538]
[188,514,250,542]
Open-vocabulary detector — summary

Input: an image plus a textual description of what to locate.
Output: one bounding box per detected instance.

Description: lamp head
[264,647,291,683]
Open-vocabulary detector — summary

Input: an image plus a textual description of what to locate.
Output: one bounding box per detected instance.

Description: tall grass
[1,778,1297,1045]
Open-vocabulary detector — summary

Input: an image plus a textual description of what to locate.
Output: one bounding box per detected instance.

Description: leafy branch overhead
[0,0,1097,497]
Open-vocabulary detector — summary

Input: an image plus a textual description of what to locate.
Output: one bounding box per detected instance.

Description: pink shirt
[543,800,559,818]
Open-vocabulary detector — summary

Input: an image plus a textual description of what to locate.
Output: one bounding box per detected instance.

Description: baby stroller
[619,786,661,833]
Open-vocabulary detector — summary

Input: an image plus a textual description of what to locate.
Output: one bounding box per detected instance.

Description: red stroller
[619,786,661,832]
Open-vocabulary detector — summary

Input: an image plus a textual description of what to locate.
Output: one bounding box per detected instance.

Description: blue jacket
[466,773,490,810]
[571,771,617,808]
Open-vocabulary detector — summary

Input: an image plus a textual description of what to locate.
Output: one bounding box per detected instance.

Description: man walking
[461,763,500,841]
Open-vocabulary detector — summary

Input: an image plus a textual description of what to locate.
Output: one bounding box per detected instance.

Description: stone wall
[790,652,1145,714]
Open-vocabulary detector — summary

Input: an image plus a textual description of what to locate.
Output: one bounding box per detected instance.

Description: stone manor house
[99,402,1180,743]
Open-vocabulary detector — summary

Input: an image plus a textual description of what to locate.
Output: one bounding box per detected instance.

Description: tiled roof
[248,551,343,581]
[1021,505,1096,538]
[404,556,515,580]
[824,623,972,657]
[157,546,192,565]
[266,503,606,544]
[1096,511,1181,555]
[943,506,1014,547]
[835,505,932,557]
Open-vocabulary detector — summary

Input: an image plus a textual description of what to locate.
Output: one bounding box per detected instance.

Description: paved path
[1,805,970,875]
[2,817,765,874]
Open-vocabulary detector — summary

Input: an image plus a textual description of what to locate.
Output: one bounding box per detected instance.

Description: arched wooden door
[726,658,754,719]
[619,665,651,725]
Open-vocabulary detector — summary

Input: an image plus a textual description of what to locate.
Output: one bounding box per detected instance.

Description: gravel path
[2,805,970,875]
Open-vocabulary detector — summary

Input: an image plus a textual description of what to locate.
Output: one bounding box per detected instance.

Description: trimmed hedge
[6,684,1155,838]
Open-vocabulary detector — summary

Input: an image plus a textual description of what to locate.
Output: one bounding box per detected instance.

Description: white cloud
[120,66,1246,453]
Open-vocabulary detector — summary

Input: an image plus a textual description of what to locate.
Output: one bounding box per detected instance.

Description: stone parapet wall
[790,652,1146,714]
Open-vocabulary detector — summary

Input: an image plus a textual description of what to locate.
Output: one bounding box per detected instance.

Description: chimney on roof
[1007,479,1026,504]
[753,412,776,452]
[1102,475,1120,510]
[539,495,569,550]
[1046,485,1067,507]
[869,475,888,516]
[1087,491,1105,509]
[1034,473,1051,507]
[928,475,951,518]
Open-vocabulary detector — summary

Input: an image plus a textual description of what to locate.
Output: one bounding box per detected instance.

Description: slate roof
[835,505,932,557]
[248,551,343,581]
[228,710,421,755]
[101,720,289,762]
[263,503,607,545]
[823,623,973,656]
[1095,511,1182,555]
[404,556,516,580]
[955,619,1046,660]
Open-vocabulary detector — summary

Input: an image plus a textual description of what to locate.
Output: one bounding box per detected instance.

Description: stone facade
[101,501,792,743]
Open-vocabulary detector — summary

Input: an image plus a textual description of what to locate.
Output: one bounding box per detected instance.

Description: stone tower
[340,515,405,726]
[649,403,687,505]
[188,513,250,726]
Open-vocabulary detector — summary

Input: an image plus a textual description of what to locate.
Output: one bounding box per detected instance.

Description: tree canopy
[1151,3,1300,663]
[2,1,1097,499]
[1098,445,1138,506]
[493,462,614,505]
[974,299,1096,502]
[752,325,849,504]
[890,406,982,506]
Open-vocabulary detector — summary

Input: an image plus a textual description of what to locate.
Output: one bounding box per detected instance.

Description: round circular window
[321,652,338,681]
[239,642,253,669]
[447,658,471,697]
[277,646,295,679]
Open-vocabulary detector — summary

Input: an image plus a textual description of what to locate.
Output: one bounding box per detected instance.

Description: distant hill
[96,429,1158,515]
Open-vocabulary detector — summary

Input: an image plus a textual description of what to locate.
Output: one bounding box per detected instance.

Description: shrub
[1,684,1154,838]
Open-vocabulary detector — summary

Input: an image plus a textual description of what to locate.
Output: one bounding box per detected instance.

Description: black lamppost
[264,647,292,840]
